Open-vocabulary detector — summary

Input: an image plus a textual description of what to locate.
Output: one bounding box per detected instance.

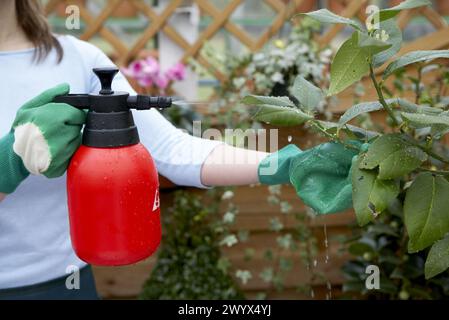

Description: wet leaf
[425,234,449,279]
[295,9,363,30]
[352,157,400,226]
[405,173,449,253]
[291,75,324,111]
[384,50,449,79]
[379,0,431,21]
[372,19,402,67]
[329,32,389,96]
[360,134,427,179]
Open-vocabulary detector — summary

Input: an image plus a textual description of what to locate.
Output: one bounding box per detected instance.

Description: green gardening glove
[0,84,86,194]
[259,142,360,214]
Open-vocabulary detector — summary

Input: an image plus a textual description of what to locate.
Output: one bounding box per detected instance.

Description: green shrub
[140,191,243,300]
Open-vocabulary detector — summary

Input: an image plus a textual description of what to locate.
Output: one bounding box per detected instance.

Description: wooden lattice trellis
[44,0,449,108]
[44,0,307,82]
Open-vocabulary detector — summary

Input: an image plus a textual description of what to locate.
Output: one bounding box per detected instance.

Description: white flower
[223,211,236,224]
[220,234,238,247]
[221,190,235,200]
[271,72,284,84]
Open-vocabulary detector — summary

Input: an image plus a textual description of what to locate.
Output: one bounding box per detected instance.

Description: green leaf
[368,224,399,237]
[404,173,449,253]
[379,0,431,21]
[360,134,427,179]
[372,19,403,68]
[384,50,449,79]
[338,101,384,127]
[291,75,324,111]
[242,95,313,126]
[337,98,437,128]
[348,242,375,256]
[357,32,392,56]
[402,112,449,129]
[425,234,449,279]
[396,98,442,115]
[329,32,390,96]
[242,95,296,107]
[253,105,313,126]
[295,9,363,30]
[329,33,369,95]
[352,157,400,226]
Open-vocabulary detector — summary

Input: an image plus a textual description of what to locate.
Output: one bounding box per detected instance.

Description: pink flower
[122,57,160,85]
[122,60,145,78]
[154,74,169,90]
[137,75,153,87]
[141,56,160,78]
[165,62,186,81]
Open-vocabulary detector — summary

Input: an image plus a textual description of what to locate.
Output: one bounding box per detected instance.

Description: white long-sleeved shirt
[0,35,221,289]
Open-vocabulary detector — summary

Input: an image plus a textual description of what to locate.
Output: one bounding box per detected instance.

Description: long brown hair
[16,0,63,62]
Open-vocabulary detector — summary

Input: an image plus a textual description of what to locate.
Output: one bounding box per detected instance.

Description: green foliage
[352,156,400,226]
[329,33,388,95]
[372,19,402,68]
[425,235,449,279]
[404,173,449,253]
[384,50,449,79]
[242,95,313,126]
[140,191,243,300]
[295,9,363,30]
[401,112,449,129]
[360,134,427,179]
[291,75,324,111]
[242,0,449,280]
[338,101,386,127]
[342,208,449,300]
[378,0,431,21]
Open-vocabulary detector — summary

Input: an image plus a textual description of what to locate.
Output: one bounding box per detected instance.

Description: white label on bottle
[153,189,160,211]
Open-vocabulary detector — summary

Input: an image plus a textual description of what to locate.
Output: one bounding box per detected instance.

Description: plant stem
[409,140,449,165]
[309,121,360,151]
[369,63,399,127]
[415,65,423,104]
[417,168,449,175]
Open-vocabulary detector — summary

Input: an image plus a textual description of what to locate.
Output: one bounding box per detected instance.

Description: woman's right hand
[0,84,86,194]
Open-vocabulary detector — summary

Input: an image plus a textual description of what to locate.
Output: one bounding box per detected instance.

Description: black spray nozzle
[127,96,172,110]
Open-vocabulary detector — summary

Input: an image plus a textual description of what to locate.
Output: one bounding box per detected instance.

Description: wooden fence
[44,0,449,299]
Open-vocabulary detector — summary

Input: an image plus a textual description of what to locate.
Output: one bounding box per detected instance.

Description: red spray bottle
[54,67,172,266]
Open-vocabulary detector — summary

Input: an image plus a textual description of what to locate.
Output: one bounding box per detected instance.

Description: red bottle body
[67,143,161,266]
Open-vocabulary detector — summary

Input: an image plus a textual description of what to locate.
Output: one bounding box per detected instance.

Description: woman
[0,0,356,299]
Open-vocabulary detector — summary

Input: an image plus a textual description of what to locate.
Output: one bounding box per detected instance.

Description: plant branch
[417,168,449,175]
[415,65,423,104]
[369,63,399,127]
[309,120,360,151]
[409,140,449,165]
